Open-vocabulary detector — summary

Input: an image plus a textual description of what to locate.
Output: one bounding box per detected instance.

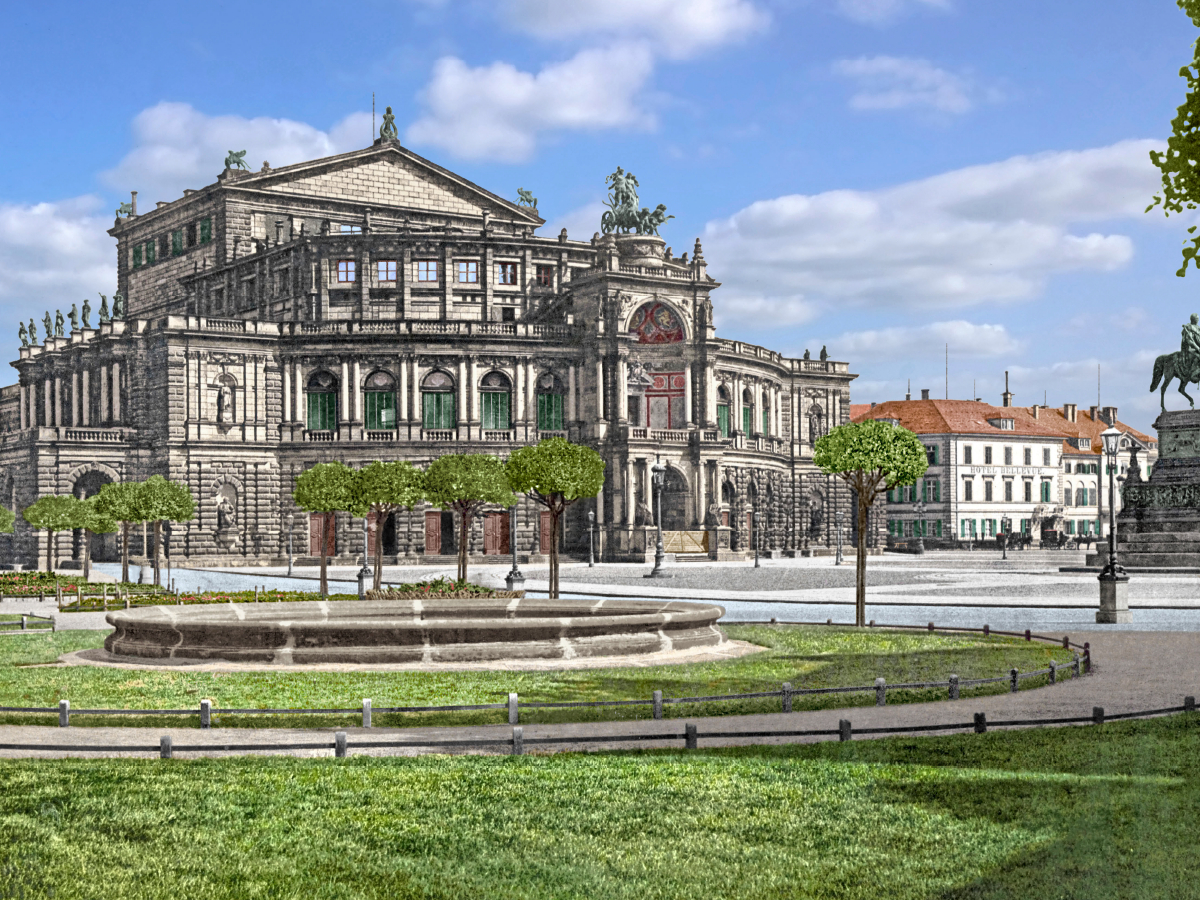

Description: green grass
[0,714,1196,899]
[0,626,1078,728]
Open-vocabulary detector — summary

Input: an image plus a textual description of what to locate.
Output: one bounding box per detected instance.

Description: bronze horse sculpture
[1150,350,1200,411]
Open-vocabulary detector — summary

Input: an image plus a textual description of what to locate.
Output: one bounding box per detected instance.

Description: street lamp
[285,513,294,577]
[588,510,596,567]
[357,516,372,600]
[753,510,761,568]
[163,522,172,593]
[505,505,524,591]
[1000,514,1011,560]
[645,454,669,579]
[834,509,844,566]
[915,497,925,555]
[1097,425,1130,623]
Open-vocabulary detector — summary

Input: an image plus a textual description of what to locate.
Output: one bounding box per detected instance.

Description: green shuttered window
[482,391,510,431]
[538,393,563,432]
[423,392,455,430]
[307,392,336,432]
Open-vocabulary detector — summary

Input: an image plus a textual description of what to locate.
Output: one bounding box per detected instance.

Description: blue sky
[1,0,1197,432]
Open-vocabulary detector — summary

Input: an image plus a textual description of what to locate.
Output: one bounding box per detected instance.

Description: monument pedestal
[1097,574,1131,624]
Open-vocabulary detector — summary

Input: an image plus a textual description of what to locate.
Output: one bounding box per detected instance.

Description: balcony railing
[288,320,576,340]
[304,430,335,442]
[422,429,456,441]
[484,430,513,442]
[366,430,396,441]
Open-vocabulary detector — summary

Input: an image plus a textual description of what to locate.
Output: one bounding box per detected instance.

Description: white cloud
[0,195,115,339]
[835,0,950,26]
[714,294,821,330]
[503,0,768,59]
[406,44,656,162]
[544,201,608,241]
[833,56,977,114]
[703,139,1161,312]
[101,102,371,204]
[828,320,1019,360]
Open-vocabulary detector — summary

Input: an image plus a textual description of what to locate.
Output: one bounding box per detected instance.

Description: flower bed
[0,571,166,598]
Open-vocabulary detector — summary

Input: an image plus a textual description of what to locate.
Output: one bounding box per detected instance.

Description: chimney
[1030,404,1039,420]
[1001,370,1013,408]
[1089,405,1100,422]
[920,388,930,400]
[130,190,137,216]
[1063,403,1077,423]
[1102,405,1118,425]
[870,402,876,409]
[905,379,911,402]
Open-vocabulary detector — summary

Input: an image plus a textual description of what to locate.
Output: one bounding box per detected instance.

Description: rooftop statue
[18,323,27,348]
[42,312,52,339]
[82,297,91,329]
[516,188,537,209]
[98,294,109,324]
[601,167,674,236]
[1151,313,1200,410]
[820,346,828,362]
[116,201,133,218]
[28,319,36,345]
[379,106,398,141]
[55,309,64,338]
[68,304,79,332]
[224,150,249,171]
[112,293,125,320]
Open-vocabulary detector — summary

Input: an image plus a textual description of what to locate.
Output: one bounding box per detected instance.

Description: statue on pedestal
[28,319,36,345]
[99,295,110,324]
[68,304,79,332]
[112,293,125,320]
[1150,313,1200,410]
[54,310,64,337]
[42,312,52,339]
[18,323,27,347]
[82,297,91,329]
[379,106,398,141]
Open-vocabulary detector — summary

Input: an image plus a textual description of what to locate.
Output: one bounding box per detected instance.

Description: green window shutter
[171,230,183,256]
[762,408,769,435]
[307,392,335,431]
[921,481,928,503]
[482,392,510,431]
[132,244,142,268]
[716,404,729,438]
[199,218,212,243]
[932,446,939,465]
[145,240,156,264]
[934,480,941,502]
[742,406,752,434]
[537,393,563,431]
[423,392,455,429]
[365,391,395,430]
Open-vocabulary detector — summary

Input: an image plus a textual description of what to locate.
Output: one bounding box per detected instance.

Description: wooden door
[310,513,335,557]
[424,511,442,555]
[540,510,552,554]
[484,513,511,556]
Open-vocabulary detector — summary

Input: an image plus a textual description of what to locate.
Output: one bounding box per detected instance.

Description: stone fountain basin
[102,597,726,665]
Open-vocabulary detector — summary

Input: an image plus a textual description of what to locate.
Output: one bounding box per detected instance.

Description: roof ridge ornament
[601,167,673,236]
[379,106,398,141]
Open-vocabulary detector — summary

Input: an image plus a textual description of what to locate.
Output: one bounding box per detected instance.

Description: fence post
[512,726,524,756]
[125,598,130,610]
[869,620,875,627]
[875,678,886,706]
[20,615,26,631]
[1009,668,1019,693]
[973,712,987,734]
[949,674,959,700]
[1093,706,1105,725]
[200,699,211,729]
[59,699,69,727]
[685,723,697,750]
[782,683,793,714]
[838,719,852,742]
[1185,696,1196,713]
[1024,629,1031,641]
[362,699,372,728]
[653,690,663,720]
[1083,643,1091,674]
[508,693,519,725]
[1072,654,1080,678]
[1049,661,1056,685]
[983,624,989,637]
[928,621,934,632]
[334,732,347,758]
[160,736,172,759]
[1062,636,1069,650]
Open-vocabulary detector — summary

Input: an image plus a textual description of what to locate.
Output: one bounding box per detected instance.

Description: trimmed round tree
[506,438,605,599]
[22,495,84,572]
[136,476,196,587]
[355,460,426,590]
[814,419,928,626]
[78,498,117,583]
[424,454,515,584]
[293,461,360,598]
[93,481,146,584]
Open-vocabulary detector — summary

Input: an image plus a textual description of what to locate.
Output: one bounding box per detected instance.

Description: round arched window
[536,372,565,432]
[480,371,512,431]
[364,370,397,431]
[306,370,337,431]
[716,385,731,437]
[421,370,456,430]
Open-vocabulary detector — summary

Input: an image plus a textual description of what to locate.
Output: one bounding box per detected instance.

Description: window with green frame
[199,217,212,244]
[363,370,397,430]
[421,370,456,429]
[1040,481,1051,502]
[307,392,336,431]
[145,239,156,264]
[762,401,770,436]
[132,244,143,268]
[480,372,512,431]
[171,230,183,256]
[742,404,752,435]
[538,392,563,431]
[716,403,729,438]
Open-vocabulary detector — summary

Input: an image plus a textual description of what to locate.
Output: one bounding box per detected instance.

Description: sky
[1,0,1198,434]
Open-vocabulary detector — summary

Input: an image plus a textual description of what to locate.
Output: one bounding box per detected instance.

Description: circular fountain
[101,597,726,665]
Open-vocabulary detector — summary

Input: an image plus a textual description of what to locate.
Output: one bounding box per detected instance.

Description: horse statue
[516,188,537,209]
[636,203,674,236]
[224,150,249,171]
[1151,350,1200,411]
[115,201,133,218]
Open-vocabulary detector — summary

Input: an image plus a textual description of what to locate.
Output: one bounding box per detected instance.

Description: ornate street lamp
[588,510,596,567]
[1000,514,1011,560]
[1097,426,1130,623]
[753,510,761,568]
[645,455,669,579]
[915,497,925,555]
[505,504,524,591]
[285,513,294,577]
[835,509,844,566]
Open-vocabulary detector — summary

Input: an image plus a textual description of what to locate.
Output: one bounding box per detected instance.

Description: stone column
[696,461,705,527]
[53,375,62,427]
[352,359,362,422]
[468,359,477,427]
[111,361,121,423]
[410,357,420,428]
[595,359,605,420]
[525,359,535,425]
[733,376,742,432]
[705,365,716,427]
[293,360,303,422]
[642,458,652,513]
[81,369,90,426]
[515,359,525,422]
[340,359,350,423]
[43,380,51,428]
[398,356,408,422]
[617,357,628,423]
[457,359,467,425]
[99,367,108,425]
[568,365,577,423]
[282,359,291,423]
[684,363,693,427]
[69,371,78,427]
[626,457,635,524]
[18,384,25,431]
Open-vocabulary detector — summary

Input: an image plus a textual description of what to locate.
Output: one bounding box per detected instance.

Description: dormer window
[987,417,1015,430]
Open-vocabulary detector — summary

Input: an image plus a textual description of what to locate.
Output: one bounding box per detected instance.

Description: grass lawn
[0,714,1195,899]
[0,626,1077,728]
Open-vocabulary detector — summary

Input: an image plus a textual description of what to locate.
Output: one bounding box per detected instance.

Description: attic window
[988,418,1015,430]
[1071,437,1091,450]
[875,417,900,427]
[339,224,362,234]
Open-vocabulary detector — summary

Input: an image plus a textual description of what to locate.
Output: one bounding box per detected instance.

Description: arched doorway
[659,467,690,531]
[74,470,118,562]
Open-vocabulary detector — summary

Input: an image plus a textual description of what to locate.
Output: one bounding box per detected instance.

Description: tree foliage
[293,462,360,597]
[1148,0,1200,275]
[94,481,145,584]
[22,495,86,571]
[0,506,14,535]
[815,420,928,626]
[506,438,606,599]
[355,461,426,589]
[424,454,515,582]
[136,476,196,587]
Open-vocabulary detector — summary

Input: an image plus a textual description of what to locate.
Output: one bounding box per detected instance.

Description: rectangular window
[538,393,564,432]
[159,235,169,259]
[497,262,517,285]
[186,223,197,248]
[1004,480,1013,502]
[1041,481,1051,502]
[926,444,939,465]
[145,239,156,264]
[1043,448,1051,466]
[339,224,362,234]
[456,260,479,284]
[171,230,183,256]
[535,264,555,287]
[365,391,396,431]
[762,407,770,436]
[481,392,510,431]
[716,404,730,438]
[963,480,973,502]
[984,480,993,502]
[1004,446,1012,465]
[337,260,356,283]
[417,260,439,282]
[132,244,143,268]
[306,392,336,431]
[422,392,456,430]
[199,218,212,244]
[742,405,752,435]
[1024,481,1032,502]
[377,260,397,283]
[1024,447,1032,465]
[1088,487,1096,506]
[964,446,972,465]
[933,520,942,537]
[1066,520,1075,535]
[984,446,993,465]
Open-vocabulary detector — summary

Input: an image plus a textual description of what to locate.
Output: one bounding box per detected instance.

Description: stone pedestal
[1097,574,1131,624]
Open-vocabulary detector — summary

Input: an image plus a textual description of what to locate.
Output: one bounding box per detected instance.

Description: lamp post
[357,516,372,600]
[834,509,844,566]
[645,455,669,578]
[163,522,172,593]
[285,513,294,577]
[505,504,524,591]
[588,510,595,567]
[915,498,925,555]
[1097,426,1130,623]
[753,510,760,568]
[1000,514,1010,560]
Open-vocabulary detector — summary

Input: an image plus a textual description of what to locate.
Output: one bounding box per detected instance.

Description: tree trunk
[856,492,869,627]
[83,530,91,583]
[549,507,560,599]
[121,521,130,584]
[153,520,162,586]
[373,509,384,591]
[458,506,470,584]
[319,513,331,599]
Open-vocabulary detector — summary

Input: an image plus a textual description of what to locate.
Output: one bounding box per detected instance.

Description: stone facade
[0,138,858,569]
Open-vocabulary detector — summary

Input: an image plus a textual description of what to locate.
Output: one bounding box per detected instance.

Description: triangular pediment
[227,141,543,224]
